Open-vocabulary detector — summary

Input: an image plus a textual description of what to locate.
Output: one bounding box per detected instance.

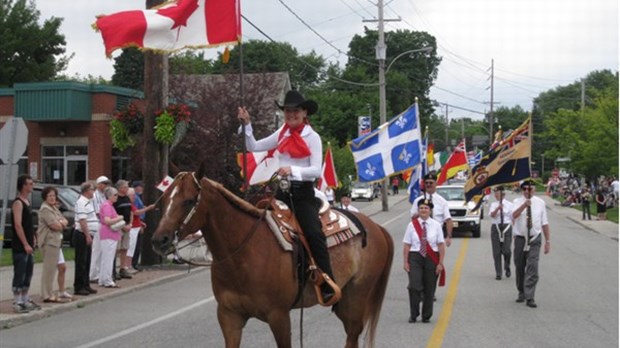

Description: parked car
[2,184,78,248]
[435,184,482,238]
[351,182,378,201]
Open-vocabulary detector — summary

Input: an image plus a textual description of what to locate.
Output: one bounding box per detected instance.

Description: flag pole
[238,38,248,199]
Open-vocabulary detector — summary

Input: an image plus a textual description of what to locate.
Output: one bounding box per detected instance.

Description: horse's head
[152,164,207,256]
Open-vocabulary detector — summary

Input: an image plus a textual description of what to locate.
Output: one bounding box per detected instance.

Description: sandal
[43,297,61,303]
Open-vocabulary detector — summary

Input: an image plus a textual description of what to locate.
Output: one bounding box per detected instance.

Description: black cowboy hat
[276,90,318,115]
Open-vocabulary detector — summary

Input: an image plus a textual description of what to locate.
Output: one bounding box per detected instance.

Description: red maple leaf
[157,0,199,30]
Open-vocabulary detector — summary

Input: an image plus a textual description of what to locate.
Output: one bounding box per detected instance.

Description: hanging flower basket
[110,102,144,150]
[154,103,192,145]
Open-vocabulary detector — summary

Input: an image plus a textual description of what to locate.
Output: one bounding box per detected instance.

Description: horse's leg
[334,291,365,348]
[217,304,248,348]
[266,309,292,348]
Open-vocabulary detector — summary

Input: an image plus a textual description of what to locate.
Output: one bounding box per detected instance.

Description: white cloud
[34,0,617,113]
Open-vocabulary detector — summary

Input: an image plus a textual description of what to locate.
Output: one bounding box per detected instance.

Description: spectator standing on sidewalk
[581,187,592,221]
[90,176,111,283]
[324,187,335,206]
[392,177,400,195]
[113,180,133,280]
[56,250,72,300]
[73,182,99,296]
[37,186,68,303]
[127,187,155,273]
[131,181,146,270]
[98,187,125,288]
[11,174,40,313]
[595,189,607,220]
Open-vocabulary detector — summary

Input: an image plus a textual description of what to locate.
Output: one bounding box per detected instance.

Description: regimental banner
[358,116,371,137]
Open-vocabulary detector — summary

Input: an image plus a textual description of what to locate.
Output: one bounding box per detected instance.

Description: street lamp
[378,45,433,211]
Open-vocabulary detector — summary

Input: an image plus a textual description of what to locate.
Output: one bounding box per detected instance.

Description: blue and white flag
[407,164,422,203]
[349,103,422,183]
[468,151,482,168]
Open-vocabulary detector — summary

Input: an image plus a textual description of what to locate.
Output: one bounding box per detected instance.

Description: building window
[41,145,88,186]
[111,149,130,183]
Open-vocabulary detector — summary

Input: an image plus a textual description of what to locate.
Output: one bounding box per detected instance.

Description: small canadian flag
[156,175,174,192]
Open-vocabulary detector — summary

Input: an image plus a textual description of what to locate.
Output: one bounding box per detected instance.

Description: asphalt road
[0,193,617,348]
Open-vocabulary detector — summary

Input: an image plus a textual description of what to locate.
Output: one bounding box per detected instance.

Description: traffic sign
[0,117,28,164]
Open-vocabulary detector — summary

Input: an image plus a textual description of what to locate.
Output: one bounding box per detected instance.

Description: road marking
[427,238,469,348]
[73,296,215,348]
[381,211,409,227]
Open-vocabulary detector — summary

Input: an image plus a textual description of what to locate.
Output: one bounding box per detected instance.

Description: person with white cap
[89,175,111,283]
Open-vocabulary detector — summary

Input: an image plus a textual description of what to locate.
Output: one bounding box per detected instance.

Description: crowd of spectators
[546,174,618,219]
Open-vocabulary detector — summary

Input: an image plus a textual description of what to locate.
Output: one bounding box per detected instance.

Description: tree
[112,48,144,90]
[0,0,70,87]
[211,40,326,90]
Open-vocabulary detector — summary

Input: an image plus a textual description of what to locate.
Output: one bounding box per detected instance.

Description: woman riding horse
[238,90,336,303]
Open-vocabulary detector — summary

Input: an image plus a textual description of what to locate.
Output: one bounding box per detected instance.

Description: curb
[0,266,208,330]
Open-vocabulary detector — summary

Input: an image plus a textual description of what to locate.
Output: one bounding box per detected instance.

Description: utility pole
[363,0,399,212]
[141,0,167,265]
[445,104,449,148]
[489,58,494,144]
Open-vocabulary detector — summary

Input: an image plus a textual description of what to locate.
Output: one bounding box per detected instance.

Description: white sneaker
[59,291,73,300]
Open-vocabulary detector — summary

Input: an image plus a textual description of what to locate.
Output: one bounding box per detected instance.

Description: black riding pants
[276,181,334,280]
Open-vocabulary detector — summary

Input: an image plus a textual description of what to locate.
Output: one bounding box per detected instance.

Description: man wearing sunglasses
[512,180,551,309]
[410,173,453,247]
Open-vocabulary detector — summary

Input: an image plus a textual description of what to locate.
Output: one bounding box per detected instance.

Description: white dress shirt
[490,199,514,225]
[403,217,445,252]
[512,195,548,239]
[242,123,322,182]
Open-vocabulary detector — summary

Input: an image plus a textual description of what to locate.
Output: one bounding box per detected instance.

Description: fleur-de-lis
[395,115,407,129]
[399,149,412,164]
[364,163,376,177]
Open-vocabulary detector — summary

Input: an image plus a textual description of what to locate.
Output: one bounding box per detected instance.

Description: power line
[276,0,377,67]
[242,14,380,87]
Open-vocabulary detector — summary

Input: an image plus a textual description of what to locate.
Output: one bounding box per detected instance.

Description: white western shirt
[410,193,452,224]
[490,199,514,225]
[512,195,548,239]
[403,217,445,252]
[242,123,322,182]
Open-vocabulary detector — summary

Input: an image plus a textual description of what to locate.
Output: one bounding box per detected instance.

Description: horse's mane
[204,178,264,218]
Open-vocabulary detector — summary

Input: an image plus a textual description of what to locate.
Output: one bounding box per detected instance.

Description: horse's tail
[364,225,394,347]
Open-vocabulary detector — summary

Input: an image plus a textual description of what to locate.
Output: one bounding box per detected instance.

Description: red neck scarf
[276,124,311,158]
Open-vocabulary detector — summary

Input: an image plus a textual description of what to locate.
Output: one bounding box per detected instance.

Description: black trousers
[276,181,334,282]
[407,251,438,320]
[73,231,92,291]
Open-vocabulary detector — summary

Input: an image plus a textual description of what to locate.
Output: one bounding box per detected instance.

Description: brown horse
[151,167,394,348]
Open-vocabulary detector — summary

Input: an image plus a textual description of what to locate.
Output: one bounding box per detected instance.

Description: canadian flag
[317,146,338,191]
[156,175,175,192]
[93,0,241,57]
[237,151,281,186]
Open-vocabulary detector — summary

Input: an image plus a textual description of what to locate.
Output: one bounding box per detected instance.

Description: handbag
[110,219,126,232]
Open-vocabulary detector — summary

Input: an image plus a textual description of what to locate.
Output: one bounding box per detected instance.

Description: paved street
[0,192,617,347]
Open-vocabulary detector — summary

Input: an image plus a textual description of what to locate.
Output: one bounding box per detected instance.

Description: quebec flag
[349,103,422,183]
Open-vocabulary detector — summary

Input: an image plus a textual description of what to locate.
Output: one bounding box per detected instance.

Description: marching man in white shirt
[512,179,551,309]
[489,186,513,280]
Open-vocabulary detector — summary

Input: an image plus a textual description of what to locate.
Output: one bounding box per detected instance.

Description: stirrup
[312,271,342,306]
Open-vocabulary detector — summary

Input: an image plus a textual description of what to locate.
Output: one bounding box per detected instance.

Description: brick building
[0,81,142,186]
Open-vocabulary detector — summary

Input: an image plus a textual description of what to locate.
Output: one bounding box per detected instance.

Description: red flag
[437,140,469,185]
[318,146,338,191]
[93,0,241,57]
